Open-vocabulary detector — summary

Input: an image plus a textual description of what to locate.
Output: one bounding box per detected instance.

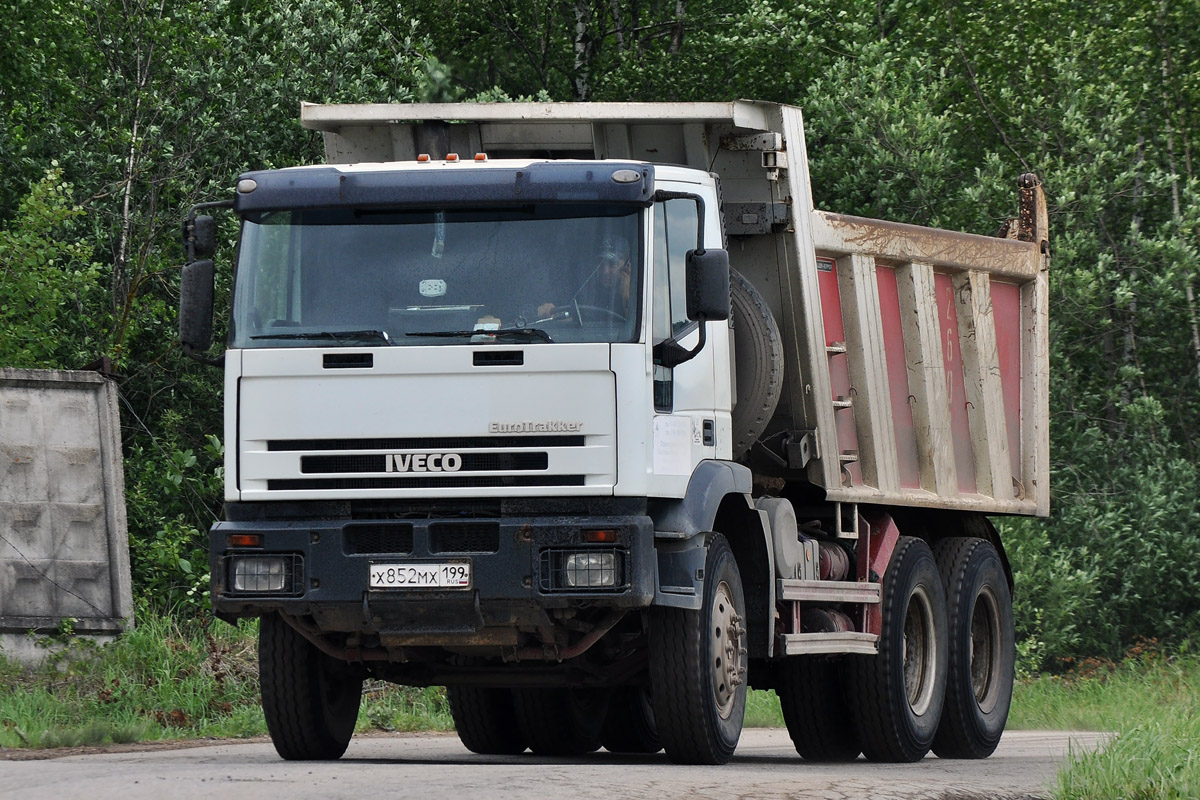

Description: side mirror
[183,215,217,260]
[180,259,215,353]
[653,249,731,369]
[686,248,731,322]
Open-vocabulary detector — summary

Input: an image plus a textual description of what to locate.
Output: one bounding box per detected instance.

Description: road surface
[2,728,1105,800]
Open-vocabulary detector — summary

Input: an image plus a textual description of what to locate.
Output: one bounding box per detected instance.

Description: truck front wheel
[511,688,608,755]
[849,536,947,762]
[777,655,860,761]
[649,534,747,765]
[447,686,527,755]
[259,613,363,760]
[930,537,1015,758]
[601,687,661,754]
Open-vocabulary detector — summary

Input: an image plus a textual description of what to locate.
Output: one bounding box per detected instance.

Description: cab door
[647,195,719,494]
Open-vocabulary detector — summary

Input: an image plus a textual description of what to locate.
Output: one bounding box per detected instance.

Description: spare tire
[729,268,785,460]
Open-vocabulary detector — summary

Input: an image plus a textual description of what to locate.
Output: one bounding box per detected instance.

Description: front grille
[301,453,549,474]
[323,353,373,369]
[268,475,586,491]
[344,523,414,555]
[270,435,584,451]
[430,522,500,553]
[350,500,503,520]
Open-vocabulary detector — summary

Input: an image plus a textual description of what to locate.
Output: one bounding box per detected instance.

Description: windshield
[230,204,642,347]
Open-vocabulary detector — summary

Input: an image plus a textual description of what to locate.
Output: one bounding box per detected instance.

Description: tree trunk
[572,0,593,100]
[668,0,684,53]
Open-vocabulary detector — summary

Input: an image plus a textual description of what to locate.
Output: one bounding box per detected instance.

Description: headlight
[564,551,617,588]
[539,547,627,592]
[230,555,299,593]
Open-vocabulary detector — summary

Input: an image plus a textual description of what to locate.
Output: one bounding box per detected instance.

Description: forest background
[1,0,1198,672]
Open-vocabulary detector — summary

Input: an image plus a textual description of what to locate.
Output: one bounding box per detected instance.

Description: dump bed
[300,101,1049,517]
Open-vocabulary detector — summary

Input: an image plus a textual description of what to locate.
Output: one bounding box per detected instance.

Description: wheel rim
[710,580,745,720]
[902,585,938,716]
[971,587,1002,713]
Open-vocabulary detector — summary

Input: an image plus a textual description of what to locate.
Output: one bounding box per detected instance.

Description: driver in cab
[537,236,632,323]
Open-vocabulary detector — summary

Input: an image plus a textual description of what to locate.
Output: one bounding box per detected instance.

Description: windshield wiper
[250,329,393,345]
[406,328,553,343]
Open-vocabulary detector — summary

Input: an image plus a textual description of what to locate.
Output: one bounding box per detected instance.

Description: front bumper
[209,506,654,646]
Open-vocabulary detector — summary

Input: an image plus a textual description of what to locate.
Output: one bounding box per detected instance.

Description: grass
[1010,641,1200,800]
[0,614,266,749]
[0,615,462,749]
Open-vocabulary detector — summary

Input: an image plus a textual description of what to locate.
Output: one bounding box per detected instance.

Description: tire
[777,656,860,761]
[447,686,527,755]
[511,687,609,755]
[849,536,947,762]
[930,537,1015,759]
[259,613,363,761]
[729,268,784,460]
[601,687,662,754]
[649,534,747,765]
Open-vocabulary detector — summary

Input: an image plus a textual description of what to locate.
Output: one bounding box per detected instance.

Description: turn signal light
[228,533,262,548]
[582,529,617,544]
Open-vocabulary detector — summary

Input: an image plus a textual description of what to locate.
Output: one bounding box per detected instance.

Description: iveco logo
[385,453,463,473]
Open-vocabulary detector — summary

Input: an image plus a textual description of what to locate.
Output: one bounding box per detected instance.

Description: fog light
[232,556,290,592]
[564,552,616,588]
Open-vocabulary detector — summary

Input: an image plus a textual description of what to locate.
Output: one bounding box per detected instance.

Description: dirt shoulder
[0,730,458,761]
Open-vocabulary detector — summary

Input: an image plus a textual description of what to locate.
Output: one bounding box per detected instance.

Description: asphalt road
[2,728,1105,800]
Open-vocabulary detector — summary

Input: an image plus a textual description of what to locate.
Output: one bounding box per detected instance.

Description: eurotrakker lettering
[489,421,583,433]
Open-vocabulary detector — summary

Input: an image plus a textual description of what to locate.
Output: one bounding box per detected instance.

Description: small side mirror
[686,248,731,322]
[180,259,215,353]
[183,215,217,260]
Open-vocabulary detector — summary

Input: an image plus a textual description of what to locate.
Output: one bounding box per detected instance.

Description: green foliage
[124,431,223,613]
[0,168,102,367]
[1,0,1199,669]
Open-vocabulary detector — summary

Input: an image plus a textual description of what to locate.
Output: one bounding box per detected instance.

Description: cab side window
[652,198,700,343]
[652,198,701,410]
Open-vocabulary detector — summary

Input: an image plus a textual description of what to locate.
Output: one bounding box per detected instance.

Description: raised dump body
[301,100,1049,517]
[181,100,1049,767]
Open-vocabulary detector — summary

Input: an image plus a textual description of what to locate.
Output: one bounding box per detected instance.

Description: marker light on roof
[475,153,488,161]
[417,154,431,162]
[446,153,459,162]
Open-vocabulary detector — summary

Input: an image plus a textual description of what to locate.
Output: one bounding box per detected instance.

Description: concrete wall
[0,369,132,660]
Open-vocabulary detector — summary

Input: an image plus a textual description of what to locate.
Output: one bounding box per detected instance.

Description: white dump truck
[180,101,1049,765]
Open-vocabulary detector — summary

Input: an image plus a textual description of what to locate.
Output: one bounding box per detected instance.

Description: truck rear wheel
[931,537,1015,759]
[649,534,747,765]
[259,613,362,760]
[777,656,860,761]
[850,536,947,762]
[447,686,527,755]
[511,688,608,755]
[601,687,661,754]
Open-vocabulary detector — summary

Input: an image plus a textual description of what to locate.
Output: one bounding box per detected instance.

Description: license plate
[369,561,471,590]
